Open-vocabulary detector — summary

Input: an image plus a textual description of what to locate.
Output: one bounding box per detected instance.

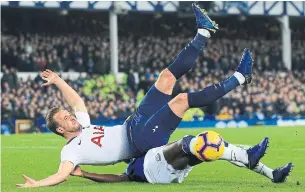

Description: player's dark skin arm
[71,141,201,182]
[82,172,130,183]
[71,167,131,183]
[163,139,202,170]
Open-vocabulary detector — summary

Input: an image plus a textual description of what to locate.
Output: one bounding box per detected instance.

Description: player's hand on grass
[41,69,59,87]
[70,166,83,177]
[16,174,39,188]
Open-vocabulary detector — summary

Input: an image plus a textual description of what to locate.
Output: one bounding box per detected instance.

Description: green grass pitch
[1,126,305,192]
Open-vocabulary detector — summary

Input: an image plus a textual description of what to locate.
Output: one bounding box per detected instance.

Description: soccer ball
[192,130,225,161]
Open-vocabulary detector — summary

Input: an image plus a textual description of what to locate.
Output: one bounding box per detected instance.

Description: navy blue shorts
[126,85,177,157]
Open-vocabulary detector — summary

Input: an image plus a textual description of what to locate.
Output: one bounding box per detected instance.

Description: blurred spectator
[216,106,233,120]
[1,66,18,90]
[243,106,255,119]
[127,69,137,95]
[1,99,13,120]
[299,105,305,117]
[254,108,265,120]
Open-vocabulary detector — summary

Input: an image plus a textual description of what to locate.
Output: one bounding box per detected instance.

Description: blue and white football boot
[192,3,219,33]
[247,137,269,169]
[237,48,254,84]
[272,162,293,183]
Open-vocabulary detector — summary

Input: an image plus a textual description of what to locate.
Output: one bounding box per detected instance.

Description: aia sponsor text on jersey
[91,126,104,147]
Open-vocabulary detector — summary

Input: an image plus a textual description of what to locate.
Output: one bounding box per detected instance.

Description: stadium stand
[1,7,305,134]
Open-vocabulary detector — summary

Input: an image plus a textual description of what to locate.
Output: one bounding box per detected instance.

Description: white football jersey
[60,111,133,167]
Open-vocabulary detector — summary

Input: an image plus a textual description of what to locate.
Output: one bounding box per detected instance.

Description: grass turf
[1,126,305,192]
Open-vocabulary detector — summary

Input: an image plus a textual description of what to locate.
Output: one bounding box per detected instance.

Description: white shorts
[143,146,193,184]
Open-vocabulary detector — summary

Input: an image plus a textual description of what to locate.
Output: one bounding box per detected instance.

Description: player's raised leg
[158,4,217,93]
[168,48,253,118]
[136,3,218,118]
[137,48,253,152]
[155,3,218,95]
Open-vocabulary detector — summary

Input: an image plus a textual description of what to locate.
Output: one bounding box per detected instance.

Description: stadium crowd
[1,65,137,122]
[1,8,305,133]
[2,64,305,130]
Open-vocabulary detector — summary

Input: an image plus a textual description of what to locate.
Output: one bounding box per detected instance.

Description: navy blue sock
[224,141,229,147]
[167,34,208,80]
[188,75,240,108]
[182,135,203,166]
[182,135,196,154]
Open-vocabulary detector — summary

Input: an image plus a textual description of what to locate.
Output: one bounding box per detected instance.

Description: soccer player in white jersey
[17,4,270,188]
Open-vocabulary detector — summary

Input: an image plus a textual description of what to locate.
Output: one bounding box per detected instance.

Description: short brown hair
[46,107,63,137]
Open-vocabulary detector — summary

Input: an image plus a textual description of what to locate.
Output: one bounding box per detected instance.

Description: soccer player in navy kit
[123,4,258,162]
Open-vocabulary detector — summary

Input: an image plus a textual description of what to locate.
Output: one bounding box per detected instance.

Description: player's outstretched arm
[41,69,87,113]
[16,161,74,188]
[71,166,131,183]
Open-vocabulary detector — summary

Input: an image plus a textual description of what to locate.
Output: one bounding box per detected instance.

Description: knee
[155,69,176,95]
[158,69,176,83]
[168,93,189,117]
[173,93,188,104]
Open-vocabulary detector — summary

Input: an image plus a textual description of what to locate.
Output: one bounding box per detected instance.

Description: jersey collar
[66,136,77,145]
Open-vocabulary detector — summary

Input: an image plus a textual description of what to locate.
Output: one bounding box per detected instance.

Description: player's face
[54,110,81,133]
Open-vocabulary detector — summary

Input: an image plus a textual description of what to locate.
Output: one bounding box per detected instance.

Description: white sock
[220,142,248,164]
[230,161,247,168]
[189,138,197,155]
[233,71,245,85]
[253,162,274,180]
[229,161,274,180]
[197,29,210,38]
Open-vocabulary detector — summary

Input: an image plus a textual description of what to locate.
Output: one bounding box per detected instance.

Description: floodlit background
[1,1,305,133]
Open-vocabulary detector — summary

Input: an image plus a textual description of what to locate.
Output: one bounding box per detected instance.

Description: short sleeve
[75,111,91,128]
[60,147,79,168]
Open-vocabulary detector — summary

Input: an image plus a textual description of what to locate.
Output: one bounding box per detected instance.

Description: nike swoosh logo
[78,140,82,145]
